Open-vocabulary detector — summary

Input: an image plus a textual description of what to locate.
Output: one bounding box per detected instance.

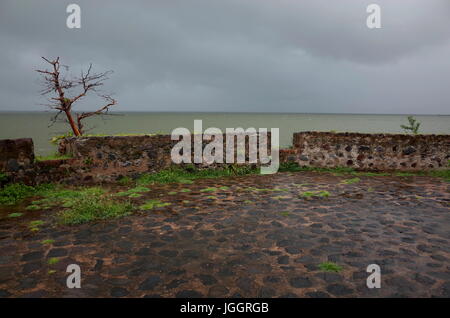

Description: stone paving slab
[0,172,449,297]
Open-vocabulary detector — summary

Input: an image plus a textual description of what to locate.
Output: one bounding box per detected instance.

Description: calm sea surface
[0,112,448,155]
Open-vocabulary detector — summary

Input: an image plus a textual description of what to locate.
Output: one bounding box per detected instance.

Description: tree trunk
[64,110,82,136]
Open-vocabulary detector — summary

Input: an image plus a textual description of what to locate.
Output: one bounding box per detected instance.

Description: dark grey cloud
[0,0,449,113]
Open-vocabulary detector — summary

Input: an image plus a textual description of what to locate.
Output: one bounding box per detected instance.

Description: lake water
[0,112,448,155]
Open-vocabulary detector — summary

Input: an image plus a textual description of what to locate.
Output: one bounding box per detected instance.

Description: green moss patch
[300,190,330,198]
[200,187,217,193]
[115,186,150,198]
[47,257,60,265]
[7,212,23,218]
[139,199,171,210]
[0,183,37,205]
[57,195,132,225]
[341,177,360,185]
[137,165,257,186]
[35,153,72,162]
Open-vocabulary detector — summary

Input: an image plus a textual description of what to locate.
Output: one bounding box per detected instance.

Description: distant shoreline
[0,111,449,116]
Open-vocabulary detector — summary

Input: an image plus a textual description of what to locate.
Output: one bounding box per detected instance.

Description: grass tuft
[57,195,132,225]
[35,153,72,162]
[137,165,257,186]
[341,177,360,185]
[0,183,37,205]
[47,257,60,265]
[117,176,133,186]
[300,190,330,198]
[8,212,23,218]
[318,262,343,272]
[139,199,171,210]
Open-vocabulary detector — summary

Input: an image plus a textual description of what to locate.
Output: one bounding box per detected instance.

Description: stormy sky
[0,0,449,114]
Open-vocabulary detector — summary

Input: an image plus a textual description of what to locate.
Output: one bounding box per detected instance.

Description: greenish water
[0,112,448,155]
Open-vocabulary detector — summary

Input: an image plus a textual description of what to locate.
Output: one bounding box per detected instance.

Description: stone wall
[292,132,450,171]
[1,133,271,185]
[0,138,34,173]
[58,135,176,183]
[1,132,449,185]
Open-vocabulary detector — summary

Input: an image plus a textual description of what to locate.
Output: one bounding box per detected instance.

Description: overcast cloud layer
[0,0,449,114]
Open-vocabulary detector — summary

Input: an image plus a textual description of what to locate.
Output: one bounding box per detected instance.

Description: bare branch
[36,56,117,136]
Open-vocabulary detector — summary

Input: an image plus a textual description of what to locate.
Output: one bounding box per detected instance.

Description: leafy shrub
[401,116,421,134]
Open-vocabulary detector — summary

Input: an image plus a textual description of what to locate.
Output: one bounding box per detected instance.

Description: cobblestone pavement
[0,172,449,298]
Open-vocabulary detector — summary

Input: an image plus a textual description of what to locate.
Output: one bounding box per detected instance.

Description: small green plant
[29,220,44,227]
[83,157,94,165]
[115,186,150,198]
[168,191,177,195]
[41,239,55,245]
[117,176,133,186]
[317,191,330,197]
[180,189,191,193]
[0,173,8,183]
[205,195,216,199]
[58,195,132,225]
[179,179,194,184]
[401,116,421,135]
[26,204,42,210]
[128,193,142,198]
[8,212,23,218]
[139,199,171,210]
[301,191,315,198]
[47,257,60,265]
[318,262,343,273]
[342,177,360,185]
[395,172,415,177]
[300,190,330,198]
[280,211,290,217]
[200,187,216,193]
[35,152,72,162]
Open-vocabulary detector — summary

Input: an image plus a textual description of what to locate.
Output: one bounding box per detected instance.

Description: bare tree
[36,57,117,136]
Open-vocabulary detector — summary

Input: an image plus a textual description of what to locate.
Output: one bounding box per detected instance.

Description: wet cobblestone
[0,172,449,297]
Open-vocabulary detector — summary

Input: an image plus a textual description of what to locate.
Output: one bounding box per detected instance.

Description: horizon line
[0,110,449,116]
